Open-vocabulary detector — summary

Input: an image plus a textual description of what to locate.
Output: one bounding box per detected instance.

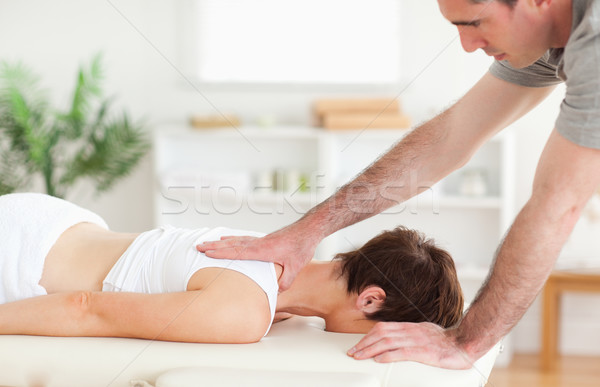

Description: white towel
[0,193,108,304]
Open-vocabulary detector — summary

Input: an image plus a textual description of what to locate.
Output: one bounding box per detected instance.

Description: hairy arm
[456,128,600,357]
[0,287,269,343]
[350,129,600,367]
[199,72,556,289]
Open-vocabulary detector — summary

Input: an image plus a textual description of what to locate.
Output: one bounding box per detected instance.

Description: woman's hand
[196,224,319,291]
[347,322,475,369]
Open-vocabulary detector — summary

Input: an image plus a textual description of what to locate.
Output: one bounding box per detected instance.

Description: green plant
[0,54,149,198]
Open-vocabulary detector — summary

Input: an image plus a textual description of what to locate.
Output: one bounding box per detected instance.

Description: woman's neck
[275,261,348,318]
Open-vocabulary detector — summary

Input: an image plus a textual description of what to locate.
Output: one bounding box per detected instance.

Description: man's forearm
[295,73,555,241]
[299,108,468,239]
[457,128,600,359]
[456,197,582,358]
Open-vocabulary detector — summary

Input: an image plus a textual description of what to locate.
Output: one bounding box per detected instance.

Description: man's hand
[196,225,319,290]
[347,322,475,370]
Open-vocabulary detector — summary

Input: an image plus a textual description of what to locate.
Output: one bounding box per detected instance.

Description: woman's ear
[356,286,386,315]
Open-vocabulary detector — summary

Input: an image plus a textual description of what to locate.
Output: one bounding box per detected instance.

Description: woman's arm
[0,286,270,343]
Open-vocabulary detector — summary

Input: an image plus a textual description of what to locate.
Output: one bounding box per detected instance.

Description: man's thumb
[278,271,294,291]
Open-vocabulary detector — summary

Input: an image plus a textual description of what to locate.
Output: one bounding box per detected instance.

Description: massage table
[0,316,501,387]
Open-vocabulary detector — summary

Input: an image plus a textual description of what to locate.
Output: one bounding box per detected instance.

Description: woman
[0,193,463,343]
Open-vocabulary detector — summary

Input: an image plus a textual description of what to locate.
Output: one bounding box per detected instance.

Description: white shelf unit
[154,125,516,295]
[154,126,326,236]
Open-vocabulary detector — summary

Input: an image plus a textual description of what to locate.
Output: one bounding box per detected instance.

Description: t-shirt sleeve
[488,56,563,88]
[555,25,600,149]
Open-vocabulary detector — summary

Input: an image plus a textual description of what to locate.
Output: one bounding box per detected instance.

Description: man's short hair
[336,226,464,328]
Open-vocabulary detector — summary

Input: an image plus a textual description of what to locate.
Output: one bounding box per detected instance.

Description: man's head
[335,226,464,329]
[438,0,572,68]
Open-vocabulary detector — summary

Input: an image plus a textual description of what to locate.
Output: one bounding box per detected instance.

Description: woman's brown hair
[336,226,464,328]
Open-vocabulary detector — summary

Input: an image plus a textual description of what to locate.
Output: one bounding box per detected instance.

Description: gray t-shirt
[489,0,600,148]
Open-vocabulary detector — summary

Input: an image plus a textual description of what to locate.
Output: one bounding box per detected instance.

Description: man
[197,0,600,369]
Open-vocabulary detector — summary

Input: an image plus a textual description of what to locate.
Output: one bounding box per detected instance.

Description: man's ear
[356,286,386,315]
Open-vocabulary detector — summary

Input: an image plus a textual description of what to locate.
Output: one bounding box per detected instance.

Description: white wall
[2,0,598,354]
[0,0,493,231]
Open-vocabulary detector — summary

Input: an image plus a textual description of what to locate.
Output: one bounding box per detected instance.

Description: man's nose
[458,28,486,53]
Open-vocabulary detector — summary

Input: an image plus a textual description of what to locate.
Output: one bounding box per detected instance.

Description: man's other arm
[350,127,600,369]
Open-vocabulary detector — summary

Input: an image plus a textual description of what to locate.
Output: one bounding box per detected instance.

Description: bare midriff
[39,223,140,293]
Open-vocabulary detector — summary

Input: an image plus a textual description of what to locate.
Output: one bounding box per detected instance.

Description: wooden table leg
[541,277,560,371]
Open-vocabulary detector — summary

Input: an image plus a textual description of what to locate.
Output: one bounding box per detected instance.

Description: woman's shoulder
[188,267,273,340]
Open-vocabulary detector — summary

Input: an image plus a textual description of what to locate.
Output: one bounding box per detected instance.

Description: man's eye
[468,21,481,27]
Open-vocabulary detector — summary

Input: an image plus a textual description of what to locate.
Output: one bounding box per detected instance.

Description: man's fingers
[349,322,402,355]
[219,236,257,242]
[196,240,231,252]
[203,247,245,260]
[351,335,415,360]
[373,349,406,363]
[347,322,475,369]
[347,333,380,356]
[193,228,316,291]
[350,331,433,363]
[348,322,427,360]
[373,347,425,363]
[200,238,267,262]
[196,236,253,252]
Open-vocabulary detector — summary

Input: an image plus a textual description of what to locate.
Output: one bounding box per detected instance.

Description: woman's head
[335,226,464,328]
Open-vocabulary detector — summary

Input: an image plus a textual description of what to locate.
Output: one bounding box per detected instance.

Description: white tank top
[102,225,279,335]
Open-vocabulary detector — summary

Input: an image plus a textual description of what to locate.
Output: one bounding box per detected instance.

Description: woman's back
[41,222,139,293]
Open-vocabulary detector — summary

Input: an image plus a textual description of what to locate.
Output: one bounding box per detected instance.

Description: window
[184,0,402,86]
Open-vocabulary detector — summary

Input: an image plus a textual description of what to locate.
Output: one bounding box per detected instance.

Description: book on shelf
[313,97,410,130]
